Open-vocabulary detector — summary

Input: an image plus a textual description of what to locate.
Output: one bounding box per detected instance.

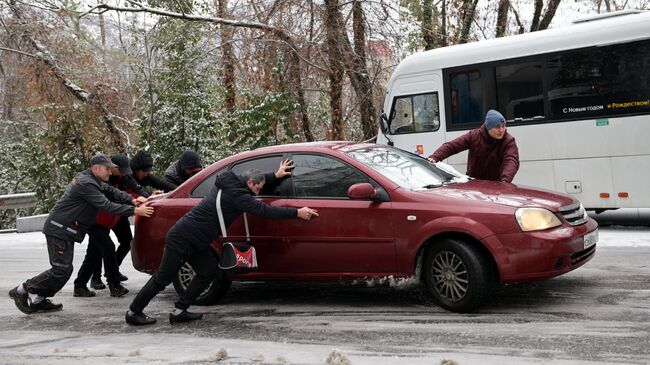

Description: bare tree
[7,0,127,152]
[458,0,479,44]
[216,0,235,115]
[323,0,344,140]
[495,0,509,38]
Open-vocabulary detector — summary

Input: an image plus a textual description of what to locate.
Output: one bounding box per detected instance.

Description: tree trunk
[440,0,448,46]
[348,0,376,140]
[422,0,436,50]
[323,0,344,140]
[496,0,509,38]
[458,0,478,44]
[537,0,562,31]
[217,0,236,115]
[530,0,543,31]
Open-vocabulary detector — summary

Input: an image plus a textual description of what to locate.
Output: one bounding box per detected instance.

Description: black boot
[8,287,33,314]
[31,298,63,312]
[90,277,106,290]
[125,310,156,326]
[73,286,96,297]
[109,283,129,297]
[169,310,203,324]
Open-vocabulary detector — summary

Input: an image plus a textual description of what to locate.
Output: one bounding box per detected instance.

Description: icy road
[1,227,649,365]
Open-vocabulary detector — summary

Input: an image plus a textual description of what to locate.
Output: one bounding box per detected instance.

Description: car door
[283,153,395,275]
[224,155,293,273]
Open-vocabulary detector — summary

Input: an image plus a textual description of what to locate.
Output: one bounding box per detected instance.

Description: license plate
[583,229,598,249]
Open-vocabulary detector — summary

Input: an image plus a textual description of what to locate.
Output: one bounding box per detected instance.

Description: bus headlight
[515,208,562,232]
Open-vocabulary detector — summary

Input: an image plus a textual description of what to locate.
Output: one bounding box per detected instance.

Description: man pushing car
[126,160,318,325]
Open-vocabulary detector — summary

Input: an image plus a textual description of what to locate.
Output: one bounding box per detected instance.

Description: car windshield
[345,145,469,190]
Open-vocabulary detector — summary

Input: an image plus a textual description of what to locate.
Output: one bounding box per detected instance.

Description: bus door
[382,74,445,158]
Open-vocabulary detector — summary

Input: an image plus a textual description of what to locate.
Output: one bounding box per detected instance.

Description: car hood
[418,179,576,211]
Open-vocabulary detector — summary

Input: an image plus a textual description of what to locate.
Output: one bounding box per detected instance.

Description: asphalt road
[1,231,649,364]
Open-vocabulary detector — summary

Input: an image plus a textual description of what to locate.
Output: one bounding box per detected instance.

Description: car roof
[252,141,377,154]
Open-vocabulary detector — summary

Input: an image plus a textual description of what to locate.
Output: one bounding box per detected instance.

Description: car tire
[423,238,494,313]
[173,262,232,305]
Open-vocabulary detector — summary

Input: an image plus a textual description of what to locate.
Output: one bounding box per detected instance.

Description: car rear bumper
[487,218,599,283]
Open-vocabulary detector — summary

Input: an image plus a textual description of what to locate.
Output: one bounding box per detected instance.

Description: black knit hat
[179,150,202,171]
[130,150,154,172]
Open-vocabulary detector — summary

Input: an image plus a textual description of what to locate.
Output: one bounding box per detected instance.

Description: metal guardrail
[0,192,37,210]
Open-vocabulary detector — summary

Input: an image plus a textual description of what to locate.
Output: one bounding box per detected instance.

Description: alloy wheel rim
[178,263,213,295]
[431,250,469,302]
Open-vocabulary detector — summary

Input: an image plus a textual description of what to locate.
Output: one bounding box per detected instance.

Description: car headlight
[515,207,562,232]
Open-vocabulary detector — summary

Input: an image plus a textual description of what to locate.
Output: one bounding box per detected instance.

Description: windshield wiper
[422,183,443,189]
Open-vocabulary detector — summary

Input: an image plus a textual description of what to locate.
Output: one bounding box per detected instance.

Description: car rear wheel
[423,238,493,313]
[173,262,231,305]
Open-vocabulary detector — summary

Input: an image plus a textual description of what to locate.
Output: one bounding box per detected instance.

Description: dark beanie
[179,150,202,171]
[130,150,154,172]
[484,109,506,130]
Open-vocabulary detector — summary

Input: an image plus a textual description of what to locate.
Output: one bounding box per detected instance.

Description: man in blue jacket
[126,160,318,326]
[8,154,154,314]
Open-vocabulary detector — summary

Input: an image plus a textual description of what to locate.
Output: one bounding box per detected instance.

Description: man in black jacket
[8,154,154,314]
[126,160,318,326]
[164,150,202,186]
[82,154,152,294]
[130,150,177,194]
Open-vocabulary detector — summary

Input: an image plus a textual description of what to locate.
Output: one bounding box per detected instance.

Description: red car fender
[399,215,507,274]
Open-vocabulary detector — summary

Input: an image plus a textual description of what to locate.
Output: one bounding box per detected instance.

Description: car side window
[291,154,371,198]
[191,172,218,198]
[231,155,285,197]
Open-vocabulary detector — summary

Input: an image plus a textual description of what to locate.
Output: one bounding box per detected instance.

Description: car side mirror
[347,183,377,200]
[377,112,390,134]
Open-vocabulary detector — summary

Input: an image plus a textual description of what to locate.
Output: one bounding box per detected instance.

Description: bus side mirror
[377,113,390,134]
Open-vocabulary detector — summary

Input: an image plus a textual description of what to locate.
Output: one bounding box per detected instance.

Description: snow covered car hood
[417,179,576,210]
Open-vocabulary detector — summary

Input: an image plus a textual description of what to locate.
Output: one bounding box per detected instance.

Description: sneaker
[90,277,106,290]
[8,287,33,314]
[73,286,96,297]
[118,273,129,282]
[169,310,203,324]
[109,283,128,297]
[125,310,156,326]
[31,298,63,312]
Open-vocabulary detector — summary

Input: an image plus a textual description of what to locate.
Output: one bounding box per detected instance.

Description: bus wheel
[173,262,231,305]
[423,238,493,313]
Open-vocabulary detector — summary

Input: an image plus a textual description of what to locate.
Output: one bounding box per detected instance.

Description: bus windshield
[345,146,468,190]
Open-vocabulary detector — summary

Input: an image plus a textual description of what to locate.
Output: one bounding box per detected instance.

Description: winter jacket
[96,174,150,229]
[130,150,177,192]
[429,126,520,182]
[167,170,297,252]
[42,169,135,242]
[164,151,202,186]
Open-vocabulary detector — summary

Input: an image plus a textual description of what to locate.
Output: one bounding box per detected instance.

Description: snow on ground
[0,227,648,365]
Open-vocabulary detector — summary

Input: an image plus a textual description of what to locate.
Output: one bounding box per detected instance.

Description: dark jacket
[43,169,135,242]
[430,126,520,182]
[167,170,297,252]
[96,174,149,229]
[130,150,177,192]
[164,151,201,186]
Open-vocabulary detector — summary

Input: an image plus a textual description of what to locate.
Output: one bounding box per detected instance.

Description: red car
[131,142,598,312]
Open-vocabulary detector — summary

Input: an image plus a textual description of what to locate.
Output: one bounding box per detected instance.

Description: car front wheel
[423,238,494,313]
[172,262,231,305]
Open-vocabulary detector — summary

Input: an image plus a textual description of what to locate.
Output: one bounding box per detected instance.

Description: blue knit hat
[484,109,506,130]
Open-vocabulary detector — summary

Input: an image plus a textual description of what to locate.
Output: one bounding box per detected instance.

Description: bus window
[389,93,440,134]
[450,70,483,125]
[496,61,544,121]
[548,40,650,120]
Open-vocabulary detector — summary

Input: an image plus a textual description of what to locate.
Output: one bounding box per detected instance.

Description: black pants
[23,235,74,298]
[91,217,132,279]
[75,225,122,287]
[130,233,217,313]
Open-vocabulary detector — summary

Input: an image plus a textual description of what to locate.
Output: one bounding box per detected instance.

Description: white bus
[377,10,650,210]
